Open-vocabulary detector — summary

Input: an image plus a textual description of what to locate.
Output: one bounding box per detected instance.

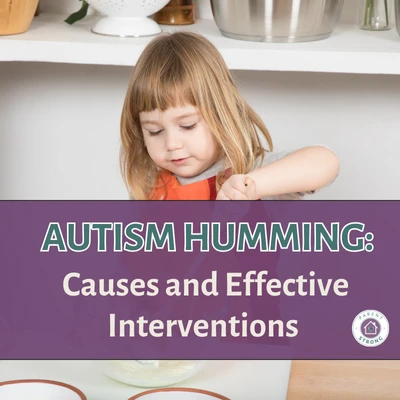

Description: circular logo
[352,310,389,347]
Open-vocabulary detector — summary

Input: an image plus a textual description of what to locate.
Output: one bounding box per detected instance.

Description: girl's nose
[165,131,183,151]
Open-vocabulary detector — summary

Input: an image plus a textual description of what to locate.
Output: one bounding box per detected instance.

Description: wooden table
[287,360,400,400]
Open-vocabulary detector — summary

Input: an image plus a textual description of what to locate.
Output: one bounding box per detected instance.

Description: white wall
[1,0,399,200]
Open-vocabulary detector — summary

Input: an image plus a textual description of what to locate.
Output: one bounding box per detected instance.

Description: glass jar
[359,0,391,30]
[153,0,196,25]
[95,360,206,388]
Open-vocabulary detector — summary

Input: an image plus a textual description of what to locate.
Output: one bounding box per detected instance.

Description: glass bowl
[95,360,206,388]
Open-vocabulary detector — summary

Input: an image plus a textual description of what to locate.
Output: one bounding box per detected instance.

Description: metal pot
[395,0,400,36]
[210,0,345,43]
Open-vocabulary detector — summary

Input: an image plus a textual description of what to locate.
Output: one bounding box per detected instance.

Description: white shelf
[1,13,400,74]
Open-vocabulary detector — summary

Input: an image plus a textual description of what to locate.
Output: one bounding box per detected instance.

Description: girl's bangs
[133,69,197,115]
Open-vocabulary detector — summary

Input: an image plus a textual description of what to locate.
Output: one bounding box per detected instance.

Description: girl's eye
[181,123,197,130]
[149,130,163,136]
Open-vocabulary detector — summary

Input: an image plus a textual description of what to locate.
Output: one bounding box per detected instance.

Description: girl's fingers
[244,176,253,187]
[217,189,247,201]
[244,176,258,199]
[218,175,257,200]
[216,191,230,200]
[232,175,249,194]
[230,190,248,201]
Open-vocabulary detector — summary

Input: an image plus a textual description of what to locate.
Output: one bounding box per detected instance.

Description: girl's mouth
[171,157,190,166]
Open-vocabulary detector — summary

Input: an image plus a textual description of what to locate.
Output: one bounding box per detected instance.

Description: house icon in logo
[353,310,389,348]
[364,321,378,335]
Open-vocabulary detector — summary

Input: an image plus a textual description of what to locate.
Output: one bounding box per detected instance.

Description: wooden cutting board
[287,360,400,400]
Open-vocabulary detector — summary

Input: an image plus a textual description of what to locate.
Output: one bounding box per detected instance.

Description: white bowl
[0,379,86,400]
[128,387,229,399]
[87,0,171,37]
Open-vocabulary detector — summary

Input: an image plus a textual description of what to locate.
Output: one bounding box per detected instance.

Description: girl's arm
[216,146,339,200]
[248,146,339,199]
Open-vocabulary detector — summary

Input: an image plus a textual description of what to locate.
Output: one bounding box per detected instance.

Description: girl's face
[140,105,220,178]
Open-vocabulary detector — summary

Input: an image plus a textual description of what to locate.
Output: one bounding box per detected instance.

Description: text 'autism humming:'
[41,221,375,253]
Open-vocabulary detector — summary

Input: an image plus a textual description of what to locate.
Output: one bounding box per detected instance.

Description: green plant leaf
[64,0,90,25]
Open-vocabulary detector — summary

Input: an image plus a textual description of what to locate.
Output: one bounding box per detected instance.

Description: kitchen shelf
[1,13,400,74]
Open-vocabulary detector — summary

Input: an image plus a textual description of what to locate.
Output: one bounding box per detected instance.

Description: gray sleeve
[254,148,337,201]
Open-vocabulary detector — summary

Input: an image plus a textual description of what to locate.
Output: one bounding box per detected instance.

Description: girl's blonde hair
[120,31,273,199]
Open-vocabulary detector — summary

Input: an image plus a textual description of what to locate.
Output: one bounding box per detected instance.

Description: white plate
[128,387,229,400]
[0,379,86,400]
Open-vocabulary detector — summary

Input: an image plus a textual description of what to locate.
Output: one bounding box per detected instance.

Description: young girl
[120,32,339,200]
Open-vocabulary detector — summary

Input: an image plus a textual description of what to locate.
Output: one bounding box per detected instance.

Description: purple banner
[0,201,398,359]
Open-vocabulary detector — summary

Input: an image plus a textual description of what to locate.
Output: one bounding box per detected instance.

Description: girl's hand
[216,174,258,200]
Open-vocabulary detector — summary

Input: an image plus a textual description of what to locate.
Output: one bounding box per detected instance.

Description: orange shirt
[150,171,218,200]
